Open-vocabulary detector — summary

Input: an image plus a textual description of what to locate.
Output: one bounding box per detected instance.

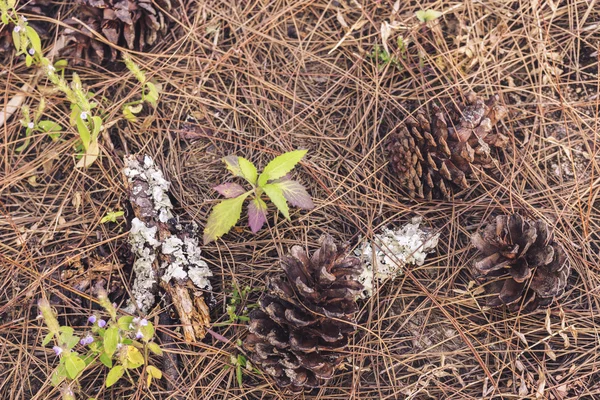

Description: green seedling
[203,150,314,243]
[100,210,124,224]
[1,2,103,167]
[38,290,163,400]
[16,98,63,152]
[415,9,442,23]
[121,53,160,122]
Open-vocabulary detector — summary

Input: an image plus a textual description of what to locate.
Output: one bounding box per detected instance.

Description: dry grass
[1,0,599,398]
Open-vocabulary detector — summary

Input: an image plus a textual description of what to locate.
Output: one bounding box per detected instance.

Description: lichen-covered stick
[122,154,212,342]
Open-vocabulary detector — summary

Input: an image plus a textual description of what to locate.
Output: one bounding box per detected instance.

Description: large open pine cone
[61,0,171,62]
[386,92,509,199]
[471,214,570,311]
[244,235,363,392]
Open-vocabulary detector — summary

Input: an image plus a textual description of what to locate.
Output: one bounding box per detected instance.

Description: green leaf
[65,335,80,349]
[262,184,289,220]
[75,115,91,149]
[124,345,144,369]
[140,322,154,342]
[53,59,68,70]
[37,120,62,133]
[41,332,54,346]
[99,352,113,368]
[203,192,250,244]
[91,116,102,140]
[103,326,119,358]
[146,365,162,387]
[64,353,86,379]
[25,54,33,67]
[143,82,159,107]
[51,364,67,386]
[238,157,258,185]
[236,363,243,387]
[59,326,74,335]
[147,342,163,356]
[416,9,442,22]
[106,365,124,387]
[257,150,307,187]
[222,155,243,178]
[123,103,143,122]
[11,29,20,53]
[25,26,41,55]
[15,128,32,153]
[118,316,135,331]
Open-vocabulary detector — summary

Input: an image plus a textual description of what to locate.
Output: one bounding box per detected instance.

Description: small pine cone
[386,92,509,199]
[61,0,171,63]
[244,235,363,392]
[471,214,570,311]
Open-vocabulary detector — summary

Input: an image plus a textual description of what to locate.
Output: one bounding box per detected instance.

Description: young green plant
[203,150,314,244]
[1,1,102,167]
[38,290,163,400]
[121,53,160,122]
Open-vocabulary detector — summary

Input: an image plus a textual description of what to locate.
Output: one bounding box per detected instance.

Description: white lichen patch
[161,234,213,291]
[356,217,440,298]
[124,155,213,314]
[124,155,174,223]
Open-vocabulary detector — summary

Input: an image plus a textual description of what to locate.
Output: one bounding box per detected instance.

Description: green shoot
[203,150,314,244]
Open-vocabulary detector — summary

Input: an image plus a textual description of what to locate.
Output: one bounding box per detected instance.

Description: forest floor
[1,0,599,399]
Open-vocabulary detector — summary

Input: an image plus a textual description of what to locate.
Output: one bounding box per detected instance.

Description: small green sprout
[121,53,161,122]
[415,9,442,23]
[100,210,125,224]
[203,150,314,243]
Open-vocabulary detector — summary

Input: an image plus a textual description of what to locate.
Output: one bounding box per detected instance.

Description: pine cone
[471,214,570,311]
[386,92,509,199]
[244,235,363,392]
[61,0,171,63]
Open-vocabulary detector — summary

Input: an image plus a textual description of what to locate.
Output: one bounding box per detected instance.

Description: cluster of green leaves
[16,98,62,152]
[213,285,260,326]
[1,2,102,167]
[203,150,314,244]
[38,290,163,400]
[121,53,160,122]
[369,43,402,70]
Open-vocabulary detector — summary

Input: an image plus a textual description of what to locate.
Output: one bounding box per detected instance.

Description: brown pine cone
[470,214,570,311]
[386,92,509,199]
[61,0,171,63]
[244,235,363,392]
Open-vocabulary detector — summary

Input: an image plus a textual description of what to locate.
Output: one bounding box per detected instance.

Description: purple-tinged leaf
[213,183,246,198]
[248,198,267,233]
[271,179,314,210]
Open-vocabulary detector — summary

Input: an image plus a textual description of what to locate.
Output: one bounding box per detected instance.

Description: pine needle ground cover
[0,0,599,399]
